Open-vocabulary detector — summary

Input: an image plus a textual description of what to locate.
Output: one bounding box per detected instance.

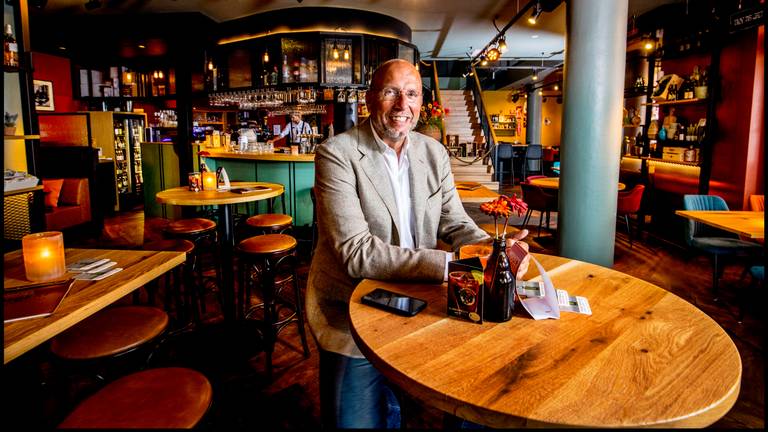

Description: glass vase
[483,237,515,322]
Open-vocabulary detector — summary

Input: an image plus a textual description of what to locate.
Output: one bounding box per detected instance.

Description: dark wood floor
[5,194,764,429]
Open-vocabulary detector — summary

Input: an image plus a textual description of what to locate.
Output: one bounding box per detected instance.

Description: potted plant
[5,112,18,136]
[416,101,449,141]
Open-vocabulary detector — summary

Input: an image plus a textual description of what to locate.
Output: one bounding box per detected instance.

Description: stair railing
[430,61,447,145]
[448,65,496,166]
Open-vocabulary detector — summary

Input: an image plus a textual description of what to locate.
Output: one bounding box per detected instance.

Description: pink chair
[524,175,547,184]
[617,185,645,246]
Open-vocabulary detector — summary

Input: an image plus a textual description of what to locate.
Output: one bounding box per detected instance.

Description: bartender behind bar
[268,111,312,148]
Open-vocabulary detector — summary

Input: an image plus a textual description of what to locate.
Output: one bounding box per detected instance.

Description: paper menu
[519,256,561,320]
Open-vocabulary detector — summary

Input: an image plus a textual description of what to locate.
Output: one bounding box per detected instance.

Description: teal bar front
[200,152,315,227]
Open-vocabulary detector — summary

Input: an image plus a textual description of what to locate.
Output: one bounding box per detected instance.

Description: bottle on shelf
[4,23,19,68]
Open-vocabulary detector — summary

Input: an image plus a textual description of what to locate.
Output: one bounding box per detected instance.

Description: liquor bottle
[4,24,18,68]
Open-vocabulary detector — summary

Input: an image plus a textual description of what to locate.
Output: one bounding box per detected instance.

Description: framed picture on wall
[33,80,55,111]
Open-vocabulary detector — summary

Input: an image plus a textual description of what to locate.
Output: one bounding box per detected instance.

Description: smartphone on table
[361,288,427,317]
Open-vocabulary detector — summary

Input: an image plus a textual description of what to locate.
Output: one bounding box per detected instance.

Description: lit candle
[202,171,217,191]
[22,231,66,282]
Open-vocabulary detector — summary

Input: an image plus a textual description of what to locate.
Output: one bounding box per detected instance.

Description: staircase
[440,90,498,190]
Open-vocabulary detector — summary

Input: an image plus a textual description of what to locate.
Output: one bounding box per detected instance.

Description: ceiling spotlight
[486,47,500,62]
[554,84,559,91]
[643,39,655,51]
[539,90,543,95]
[498,36,507,53]
[332,42,339,60]
[208,60,214,71]
[343,44,350,61]
[532,70,538,81]
[263,49,269,63]
[480,57,488,66]
[158,70,164,79]
[84,0,101,11]
[528,1,542,25]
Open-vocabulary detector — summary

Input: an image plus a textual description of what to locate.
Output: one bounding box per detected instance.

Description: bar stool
[142,238,198,327]
[58,367,212,429]
[164,217,223,318]
[236,234,310,376]
[245,213,293,235]
[49,305,170,404]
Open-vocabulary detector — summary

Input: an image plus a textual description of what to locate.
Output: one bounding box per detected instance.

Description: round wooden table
[156,182,284,321]
[529,176,626,191]
[349,253,741,428]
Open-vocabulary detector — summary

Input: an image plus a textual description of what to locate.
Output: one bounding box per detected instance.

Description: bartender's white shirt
[277,120,311,144]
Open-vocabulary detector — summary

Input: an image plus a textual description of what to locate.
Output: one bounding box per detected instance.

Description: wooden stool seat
[165,218,216,235]
[143,238,195,254]
[237,234,297,255]
[51,306,169,361]
[58,367,212,429]
[246,213,293,231]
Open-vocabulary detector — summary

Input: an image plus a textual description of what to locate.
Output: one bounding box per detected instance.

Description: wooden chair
[58,367,212,429]
[749,194,764,211]
[520,182,558,237]
[246,213,293,235]
[236,234,310,376]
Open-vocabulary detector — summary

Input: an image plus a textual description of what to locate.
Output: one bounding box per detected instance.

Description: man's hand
[506,229,531,279]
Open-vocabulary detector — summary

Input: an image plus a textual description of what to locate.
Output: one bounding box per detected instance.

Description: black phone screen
[361,288,427,317]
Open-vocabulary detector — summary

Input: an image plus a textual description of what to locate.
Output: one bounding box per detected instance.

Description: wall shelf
[642,98,707,106]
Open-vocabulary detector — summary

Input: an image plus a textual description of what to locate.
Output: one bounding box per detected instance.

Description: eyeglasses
[376,87,422,103]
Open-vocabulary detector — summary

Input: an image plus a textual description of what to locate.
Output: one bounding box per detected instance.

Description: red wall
[710,26,765,209]
[30,52,86,112]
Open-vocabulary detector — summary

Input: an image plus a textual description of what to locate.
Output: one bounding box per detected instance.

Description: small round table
[349,253,741,428]
[529,176,626,191]
[156,182,284,321]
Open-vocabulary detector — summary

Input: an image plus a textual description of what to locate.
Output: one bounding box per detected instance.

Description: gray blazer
[306,120,489,357]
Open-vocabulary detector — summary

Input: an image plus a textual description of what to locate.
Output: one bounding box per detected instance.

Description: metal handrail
[430,61,447,145]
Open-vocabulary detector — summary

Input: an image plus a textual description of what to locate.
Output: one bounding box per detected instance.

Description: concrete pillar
[526,87,542,145]
[558,0,628,266]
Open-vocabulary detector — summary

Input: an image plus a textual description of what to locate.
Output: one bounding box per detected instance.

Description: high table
[349,253,741,428]
[529,176,626,191]
[156,182,284,321]
[675,210,764,239]
[4,248,186,364]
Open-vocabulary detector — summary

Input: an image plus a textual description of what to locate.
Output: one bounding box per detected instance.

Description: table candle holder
[202,171,217,191]
[22,231,66,282]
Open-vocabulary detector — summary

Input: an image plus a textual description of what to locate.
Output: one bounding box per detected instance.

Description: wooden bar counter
[200,149,315,227]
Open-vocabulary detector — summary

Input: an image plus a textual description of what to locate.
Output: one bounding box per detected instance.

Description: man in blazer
[307,59,493,428]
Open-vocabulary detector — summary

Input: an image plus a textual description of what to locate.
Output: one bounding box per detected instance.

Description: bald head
[365,59,423,151]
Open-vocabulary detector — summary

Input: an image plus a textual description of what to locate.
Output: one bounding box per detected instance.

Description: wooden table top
[349,253,741,428]
[4,248,186,364]
[675,210,765,239]
[529,177,626,191]
[455,182,500,203]
[156,182,284,206]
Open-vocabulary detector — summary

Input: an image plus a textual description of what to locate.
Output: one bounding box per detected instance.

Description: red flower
[481,194,527,239]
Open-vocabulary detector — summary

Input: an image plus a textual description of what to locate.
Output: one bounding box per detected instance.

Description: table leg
[218,204,236,321]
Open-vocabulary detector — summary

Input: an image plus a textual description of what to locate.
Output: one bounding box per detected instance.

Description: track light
[343,44,350,61]
[158,70,163,79]
[554,84,559,91]
[332,42,339,60]
[263,49,269,63]
[480,55,488,66]
[528,1,542,24]
[498,36,507,53]
[531,69,538,81]
[486,47,500,62]
[208,60,214,71]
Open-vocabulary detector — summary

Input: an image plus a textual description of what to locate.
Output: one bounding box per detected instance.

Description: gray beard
[372,117,416,141]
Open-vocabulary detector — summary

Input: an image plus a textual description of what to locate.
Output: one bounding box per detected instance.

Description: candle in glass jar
[202,171,217,190]
[22,231,66,282]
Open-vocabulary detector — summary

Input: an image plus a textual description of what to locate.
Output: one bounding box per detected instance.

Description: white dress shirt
[277,120,311,144]
[370,124,453,278]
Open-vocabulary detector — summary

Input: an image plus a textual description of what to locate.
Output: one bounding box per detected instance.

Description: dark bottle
[482,237,515,322]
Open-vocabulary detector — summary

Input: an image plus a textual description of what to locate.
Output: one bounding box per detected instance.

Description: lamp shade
[22,231,66,282]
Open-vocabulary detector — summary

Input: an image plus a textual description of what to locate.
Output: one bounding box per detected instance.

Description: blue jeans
[319,349,401,429]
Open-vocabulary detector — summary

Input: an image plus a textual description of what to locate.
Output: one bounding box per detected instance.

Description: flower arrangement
[480,194,528,239]
[417,102,449,133]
